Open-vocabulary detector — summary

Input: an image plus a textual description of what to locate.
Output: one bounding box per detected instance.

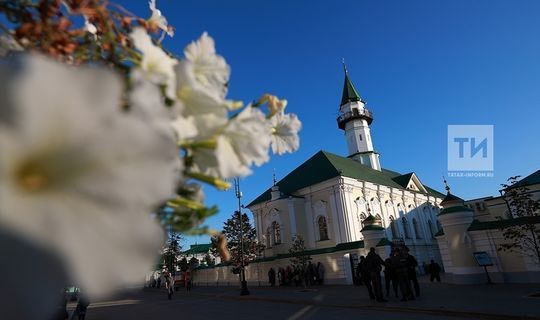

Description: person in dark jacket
[364,247,387,302]
[358,256,373,298]
[404,247,420,297]
[428,259,441,282]
[268,267,276,286]
[384,254,398,298]
[393,247,415,301]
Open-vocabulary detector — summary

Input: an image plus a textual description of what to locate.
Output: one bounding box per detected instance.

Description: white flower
[177,77,229,119]
[177,32,230,100]
[267,95,288,117]
[148,0,173,37]
[171,113,198,141]
[0,55,178,299]
[130,27,177,100]
[270,112,302,155]
[192,107,272,179]
[84,17,97,35]
[225,106,272,167]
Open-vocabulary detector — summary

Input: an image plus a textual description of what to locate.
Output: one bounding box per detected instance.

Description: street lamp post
[234,178,250,296]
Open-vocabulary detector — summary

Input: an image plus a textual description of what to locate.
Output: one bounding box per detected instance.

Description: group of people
[356,246,441,302]
[268,261,325,287]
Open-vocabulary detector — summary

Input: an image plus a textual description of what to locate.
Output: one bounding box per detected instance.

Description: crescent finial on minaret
[342,58,348,75]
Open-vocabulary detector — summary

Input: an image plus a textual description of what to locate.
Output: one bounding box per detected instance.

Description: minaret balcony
[337,108,373,129]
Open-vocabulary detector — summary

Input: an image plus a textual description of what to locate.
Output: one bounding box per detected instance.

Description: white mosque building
[245,68,445,281]
[192,68,539,285]
[194,68,446,285]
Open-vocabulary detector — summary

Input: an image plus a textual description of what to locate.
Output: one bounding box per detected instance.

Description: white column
[347,191,361,241]
[253,209,261,243]
[330,187,344,244]
[338,186,353,242]
[305,197,316,248]
[378,196,387,228]
[396,204,405,238]
[287,198,297,239]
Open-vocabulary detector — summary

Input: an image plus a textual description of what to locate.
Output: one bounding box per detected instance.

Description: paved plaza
[70,276,540,320]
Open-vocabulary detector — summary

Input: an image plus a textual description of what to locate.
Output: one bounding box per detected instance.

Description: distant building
[182,243,219,266]
[436,170,540,283]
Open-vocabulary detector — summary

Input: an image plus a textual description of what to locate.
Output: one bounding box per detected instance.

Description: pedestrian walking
[428,259,441,282]
[268,268,276,287]
[164,272,174,300]
[365,247,387,302]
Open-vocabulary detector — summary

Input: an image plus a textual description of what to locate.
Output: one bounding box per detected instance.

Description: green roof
[247,150,444,207]
[392,172,414,189]
[363,215,380,222]
[340,73,363,106]
[508,170,540,189]
[440,192,464,205]
[468,216,540,231]
[438,205,473,216]
[361,225,385,231]
[182,243,211,255]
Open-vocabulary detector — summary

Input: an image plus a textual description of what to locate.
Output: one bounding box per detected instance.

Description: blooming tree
[0,0,301,317]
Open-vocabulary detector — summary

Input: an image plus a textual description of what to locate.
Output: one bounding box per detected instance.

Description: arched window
[427,220,435,238]
[318,216,329,241]
[266,227,272,247]
[272,221,281,244]
[397,204,404,217]
[413,218,422,239]
[402,217,411,239]
[389,216,399,239]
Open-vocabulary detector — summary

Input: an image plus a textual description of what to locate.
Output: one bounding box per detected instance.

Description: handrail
[337,108,373,128]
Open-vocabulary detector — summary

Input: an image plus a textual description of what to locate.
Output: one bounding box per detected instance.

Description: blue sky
[119,0,540,247]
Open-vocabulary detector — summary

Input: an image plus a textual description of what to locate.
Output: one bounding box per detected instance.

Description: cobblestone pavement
[72,278,540,320]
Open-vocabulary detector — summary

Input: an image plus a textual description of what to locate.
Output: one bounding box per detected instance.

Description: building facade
[191,70,540,286]
[240,69,446,284]
[435,170,540,284]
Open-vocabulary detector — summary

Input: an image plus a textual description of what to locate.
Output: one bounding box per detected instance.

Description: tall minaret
[336,62,381,171]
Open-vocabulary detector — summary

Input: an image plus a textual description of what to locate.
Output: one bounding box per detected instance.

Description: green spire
[340,63,363,106]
